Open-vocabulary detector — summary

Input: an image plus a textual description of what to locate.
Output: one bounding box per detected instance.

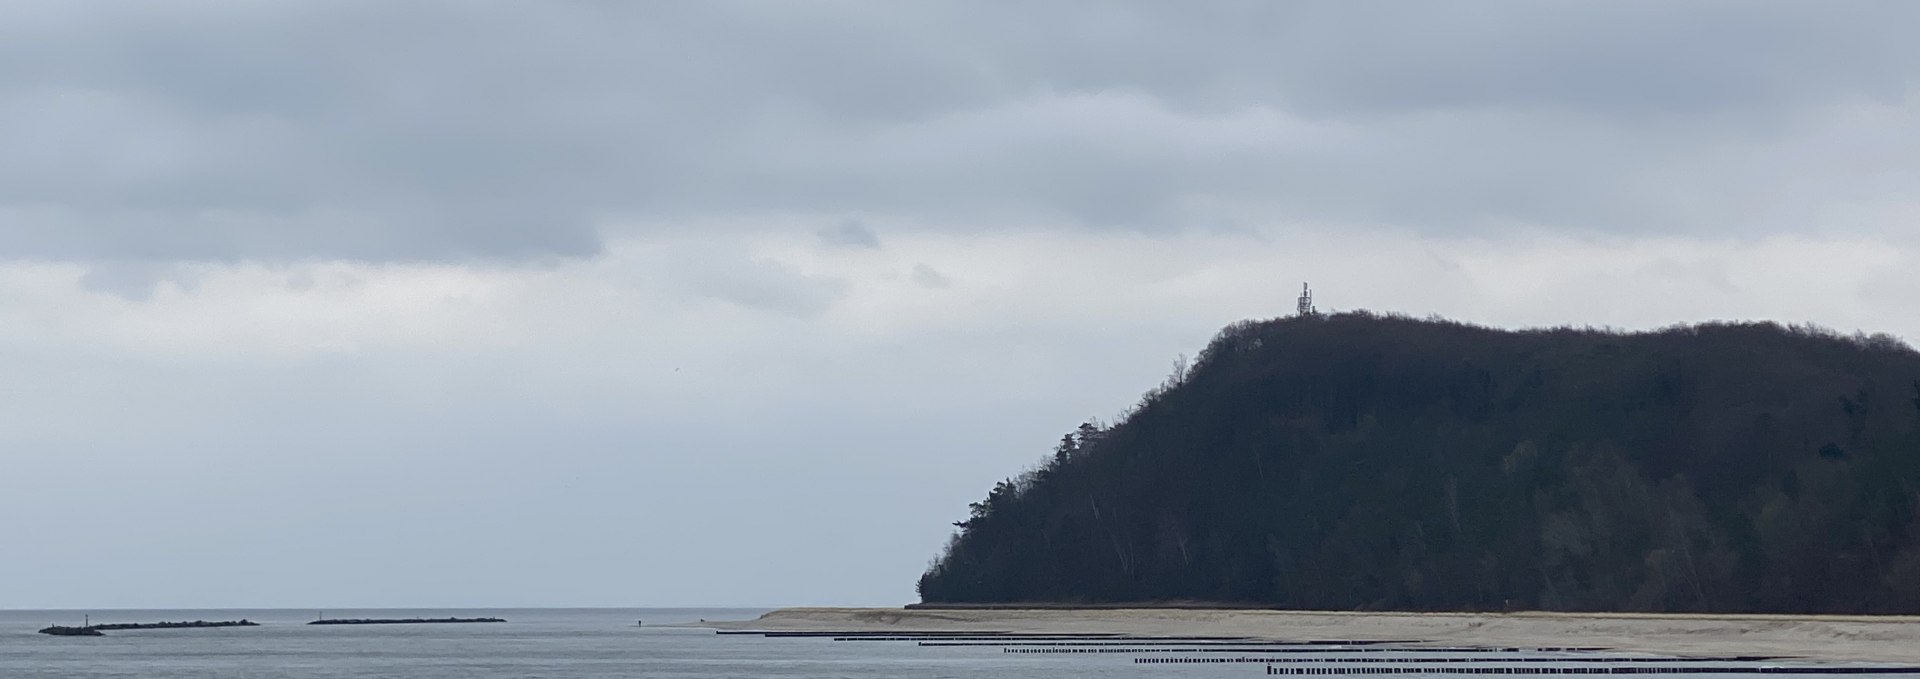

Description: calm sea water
[8,608,1917,678]
[0,607,1250,678]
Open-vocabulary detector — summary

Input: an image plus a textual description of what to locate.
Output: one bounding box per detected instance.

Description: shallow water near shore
[6,608,1919,678]
[1,607,1240,678]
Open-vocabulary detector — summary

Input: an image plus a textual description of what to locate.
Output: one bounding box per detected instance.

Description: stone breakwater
[92,619,259,630]
[308,617,506,625]
[36,625,103,636]
[38,619,258,636]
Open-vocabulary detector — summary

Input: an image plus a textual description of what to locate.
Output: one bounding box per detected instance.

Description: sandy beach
[705,608,1920,663]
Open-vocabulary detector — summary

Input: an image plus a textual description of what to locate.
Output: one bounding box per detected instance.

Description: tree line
[918,312,1920,613]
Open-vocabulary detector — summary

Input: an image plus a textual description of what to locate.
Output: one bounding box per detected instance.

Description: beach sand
[704,608,1920,663]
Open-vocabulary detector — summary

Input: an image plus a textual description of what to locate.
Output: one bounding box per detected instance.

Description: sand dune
[704,608,1920,663]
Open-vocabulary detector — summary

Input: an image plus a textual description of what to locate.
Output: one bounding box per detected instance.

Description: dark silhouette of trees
[917,312,1920,613]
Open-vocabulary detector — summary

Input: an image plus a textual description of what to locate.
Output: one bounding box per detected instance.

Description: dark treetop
[919,312,1920,613]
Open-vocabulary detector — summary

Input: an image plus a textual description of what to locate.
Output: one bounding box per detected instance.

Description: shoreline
[701,607,1920,663]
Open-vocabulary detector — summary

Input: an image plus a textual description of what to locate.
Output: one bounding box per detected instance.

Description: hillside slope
[918,313,1920,613]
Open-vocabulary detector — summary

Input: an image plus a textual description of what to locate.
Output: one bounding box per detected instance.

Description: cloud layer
[4,1,1916,267]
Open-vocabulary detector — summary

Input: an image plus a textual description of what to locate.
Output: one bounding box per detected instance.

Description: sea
[0,607,1244,678]
[7,608,1919,678]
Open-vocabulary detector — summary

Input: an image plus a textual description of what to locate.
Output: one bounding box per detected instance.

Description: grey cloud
[709,269,846,317]
[817,220,882,249]
[1858,254,1920,308]
[1643,257,1737,295]
[78,260,197,300]
[669,249,848,317]
[910,263,950,289]
[2,1,1917,265]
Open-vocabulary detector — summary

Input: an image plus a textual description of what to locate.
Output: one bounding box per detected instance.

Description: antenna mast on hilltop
[1296,282,1316,316]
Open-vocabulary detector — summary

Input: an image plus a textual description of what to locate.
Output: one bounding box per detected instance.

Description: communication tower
[1296,282,1316,316]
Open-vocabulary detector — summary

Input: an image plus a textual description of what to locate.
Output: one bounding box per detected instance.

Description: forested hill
[917,313,1920,613]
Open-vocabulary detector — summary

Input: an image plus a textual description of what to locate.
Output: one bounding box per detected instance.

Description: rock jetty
[37,619,257,636]
[90,619,259,631]
[308,617,506,625]
[37,625,104,636]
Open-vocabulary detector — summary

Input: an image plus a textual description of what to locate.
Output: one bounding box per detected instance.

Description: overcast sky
[4,1,1919,609]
